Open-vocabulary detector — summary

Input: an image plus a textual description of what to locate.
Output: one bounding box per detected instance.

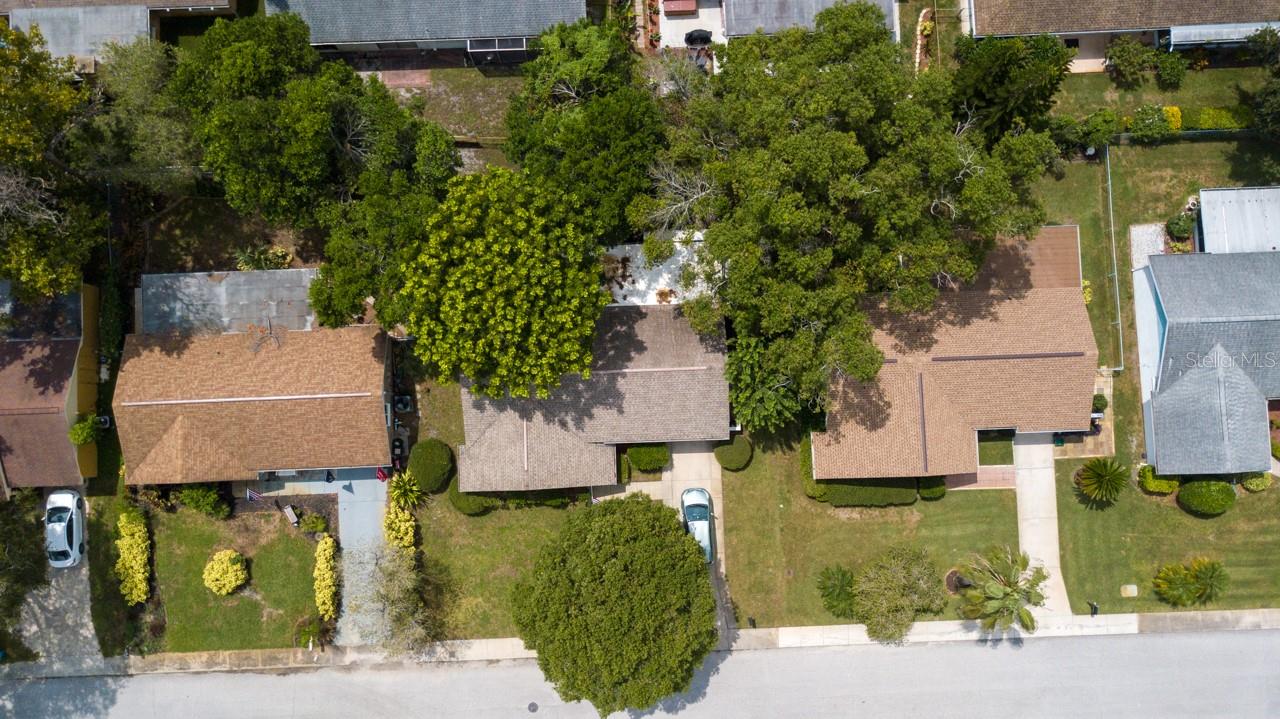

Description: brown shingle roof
[972,0,1280,37]
[458,305,731,492]
[811,227,1099,480]
[114,325,390,485]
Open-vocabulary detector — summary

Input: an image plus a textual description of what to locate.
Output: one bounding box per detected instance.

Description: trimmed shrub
[501,489,584,509]
[388,469,426,510]
[1076,457,1129,504]
[1154,53,1188,90]
[1242,472,1273,493]
[203,549,247,595]
[1105,35,1155,88]
[383,504,417,550]
[299,513,328,534]
[448,476,500,516]
[174,484,230,519]
[1177,480,1236,517]
[817,564,855,619]
[627,443,670,472]
[1091,393,1109,413]
[114,508,150,606]
[1129,104,1174,143]
[1187,105,1254,130]
[917,476,946,501]
[313,533,339,622]
[1166,212,1195,240]
[1162,105,1182,132]
[1138,464,1179,495]
[1079,109,1122,150]
[821,479,918,508]
[408,439,453,493]
[713,435,753,472]
[68,415,98,446]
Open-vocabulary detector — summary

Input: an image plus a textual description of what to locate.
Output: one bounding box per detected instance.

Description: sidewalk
[1013,432,1072,616]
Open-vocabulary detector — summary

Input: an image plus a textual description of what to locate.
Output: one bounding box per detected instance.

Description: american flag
[246,488,263,502]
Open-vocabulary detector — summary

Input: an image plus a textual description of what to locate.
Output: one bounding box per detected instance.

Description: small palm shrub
[958,546,1047,634]
[627,443,670,472]
[114,508,150,606]
[1138,464,1179,495]
[68,415,98,446]
[917,476,946,501]
[388,470,425,510]
[448,477,501,516]
[175,484,230,519]
[299,513,328,534]
[408,439,453,493]
[1241,472,1273,493]
[1177,480,1236,517]
[234,244,292,271]
[817,565,855,620]
[313,533,339,622]
[203,550,248,595]
[383,504,417,550]
[1076,458,1129,504]
[713,435,753,471]
[1154,557,1228,606]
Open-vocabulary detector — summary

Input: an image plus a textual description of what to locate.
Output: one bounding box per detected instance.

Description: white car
[45,490,85,568]
[680,488,713,564]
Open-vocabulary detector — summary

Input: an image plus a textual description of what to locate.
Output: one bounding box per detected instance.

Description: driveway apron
[17,507,105,672]
[1013,433,1073,616]
[334,470,387,647]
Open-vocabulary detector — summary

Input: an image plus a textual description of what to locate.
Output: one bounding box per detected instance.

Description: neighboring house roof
[724,0,899,41]
[8,5,150,59]
[1198,187,1280,255]
[265,0,585,44]
[0,0,230,11]
[114,324,390,485]
[458,304,731,492]
[1146,252,1280,474]
[0,281,84,489]
[971,0,1280,37]
[138,269,317,335]
[811,227,1098,480]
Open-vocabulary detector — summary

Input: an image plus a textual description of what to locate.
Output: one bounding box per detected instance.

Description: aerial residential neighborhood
[3,0,1280,716]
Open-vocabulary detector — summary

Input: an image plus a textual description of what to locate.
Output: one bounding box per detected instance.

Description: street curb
[6,607,1280,681]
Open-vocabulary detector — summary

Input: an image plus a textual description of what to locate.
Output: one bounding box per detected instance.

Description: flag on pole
[247,488,263,502]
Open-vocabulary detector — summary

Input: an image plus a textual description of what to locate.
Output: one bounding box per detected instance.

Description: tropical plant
[202,549,248,595]
[408,438,453,493]
[114,508,150,606]
[852,545,947,642]
[233,245,292,271]
[299,513,328,534]
[67,415,98,446]
[1105,35,1155,88]
[1075,457,1129,504]
[388,470,426,510]
[817,564,855,619]
[313,533,339,622]
[957,546,1048,633]
[174,484,230,519]
[1154,557,1228,606]
[1190,557,1229,603]
[512,496,717,716]
[383,504,417,551]
[1177,480,1236,517]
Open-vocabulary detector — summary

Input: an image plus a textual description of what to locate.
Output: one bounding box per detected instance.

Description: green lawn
[413,67,524,140]
[1052,66,1268,118]
[153,509,316,652]
[85,430,132,657]
[417,377,465,449]
[723,437,1019,627]
[1056,459,1280,613]
[977,430,1014,466]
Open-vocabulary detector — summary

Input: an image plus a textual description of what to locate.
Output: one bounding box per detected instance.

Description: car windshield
[46,507,70,524]
[684,505,709,522]
[47,549,70,562]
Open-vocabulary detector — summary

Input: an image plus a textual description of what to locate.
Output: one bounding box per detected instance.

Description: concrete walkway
[333,470,387,647]
[1013,432,1072,616]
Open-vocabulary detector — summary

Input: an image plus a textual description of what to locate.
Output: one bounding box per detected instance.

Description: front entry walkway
[1013,433,1073,616]
[332,469,387,647]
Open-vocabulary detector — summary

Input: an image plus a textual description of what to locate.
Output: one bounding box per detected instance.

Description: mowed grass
[977,430,1014,466]
[414,67,524,139]
[1056,459,1280,613]
[1052,66,1268,118]
[723,438,1019,627]
[154,509,316,652]
[85,430,131,657]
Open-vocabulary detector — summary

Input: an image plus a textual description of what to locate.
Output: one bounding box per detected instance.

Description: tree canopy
[637,3,1057,430]
[394,168,607,398]
[512,496,718,716]
[952,34,1075,144]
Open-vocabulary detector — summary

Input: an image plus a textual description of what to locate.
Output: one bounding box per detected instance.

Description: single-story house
[265,0,585,61]
[113,269,390,485]
[457,242,730,492]
[966,0,1280,72]
[0,281,99,496]
[810,226,1099,481]
[1133,252,1280,476]
[1197,186,1280,255]
[723,0,899,43]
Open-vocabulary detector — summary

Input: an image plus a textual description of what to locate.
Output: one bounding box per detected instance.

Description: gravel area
[1129,223,1166,270]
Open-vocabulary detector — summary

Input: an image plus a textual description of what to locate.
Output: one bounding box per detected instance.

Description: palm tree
[958,546,1048,633]
[1189,557,1229,604]
[1076,457,1129,504]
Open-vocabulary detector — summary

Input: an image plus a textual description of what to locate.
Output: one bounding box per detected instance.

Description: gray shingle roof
[266,0,585,44]
[724,0,899,41]
[8,5,149,60]
[458,305,731,492]
[1147,253,1280,475]
[139,269,317,335]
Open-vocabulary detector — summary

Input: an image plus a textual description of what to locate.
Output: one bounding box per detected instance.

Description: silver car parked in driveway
[680,487,713,564]
[45,490,85,568]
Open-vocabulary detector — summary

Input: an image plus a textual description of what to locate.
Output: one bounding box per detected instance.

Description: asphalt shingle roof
[971,0,1280,37]
[724,0,898,39]
[139,269,317,335]
[266,0,585,44]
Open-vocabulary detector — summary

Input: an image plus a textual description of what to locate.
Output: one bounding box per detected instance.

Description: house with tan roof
[810,227,1099,482]
[113,269,390,486]
[0,281,99,497]
[457,243,731,493]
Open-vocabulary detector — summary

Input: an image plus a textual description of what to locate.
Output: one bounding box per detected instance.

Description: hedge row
[821,479,921,507]
[313,533,339,622]
[114,508,150,606]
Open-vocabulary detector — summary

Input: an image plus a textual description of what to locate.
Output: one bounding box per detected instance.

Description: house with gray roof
[1197,187,1280,255]
[1133,252,1280,476]
[135,268,317,335]
[265,0,585,61]
[724,0,899,42]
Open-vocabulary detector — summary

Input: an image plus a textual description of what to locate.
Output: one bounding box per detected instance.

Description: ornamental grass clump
[313,533,339,622]
[203,549,247,596]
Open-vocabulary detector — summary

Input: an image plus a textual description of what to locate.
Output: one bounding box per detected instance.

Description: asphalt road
[4,629,1280,718]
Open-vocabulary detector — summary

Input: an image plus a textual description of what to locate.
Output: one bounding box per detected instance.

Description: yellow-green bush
[383,504,416,550]
[203,549,248,595]
[1162,106,1182,132]
[313,533,339,622]
[114,508,150,606]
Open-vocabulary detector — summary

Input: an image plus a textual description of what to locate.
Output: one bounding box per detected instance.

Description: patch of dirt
[829,506,923,533]
[224,513,285,556]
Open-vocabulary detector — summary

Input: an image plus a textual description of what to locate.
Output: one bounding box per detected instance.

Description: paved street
[4,629,1279,718]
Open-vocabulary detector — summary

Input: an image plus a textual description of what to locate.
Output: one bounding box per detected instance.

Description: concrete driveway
[333,470,387,647]
[1013,433,1073,616]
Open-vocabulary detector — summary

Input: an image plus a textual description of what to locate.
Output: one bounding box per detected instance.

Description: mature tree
[952,34,1075,143]
[958,546,1047,633]
[851,545,947,642]
[0,491,48,659]
[395,168,608,398]
[169,13,319,113]
[637,3,1056,430]
[512,496,717,716]
[507,20,661,245]
[1247,27,1280,70]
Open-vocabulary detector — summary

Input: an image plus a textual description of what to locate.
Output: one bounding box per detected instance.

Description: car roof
[45,519,69,550]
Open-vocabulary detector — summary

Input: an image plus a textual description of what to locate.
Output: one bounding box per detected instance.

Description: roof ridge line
[120,391,373,407]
